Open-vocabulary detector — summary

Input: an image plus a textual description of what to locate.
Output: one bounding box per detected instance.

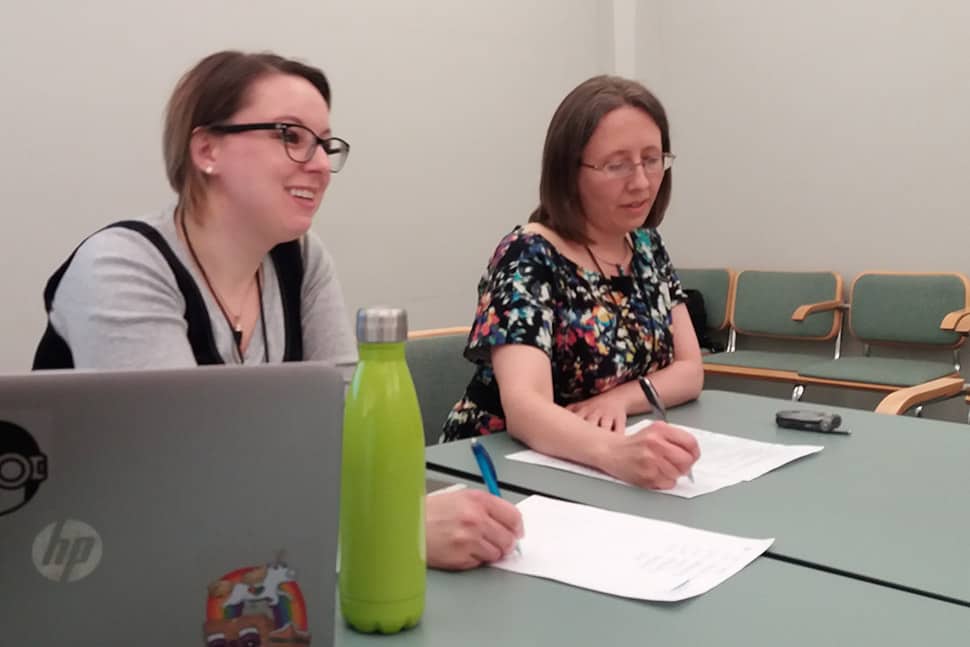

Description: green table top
[426,390,970,605]
[336,547,968,646]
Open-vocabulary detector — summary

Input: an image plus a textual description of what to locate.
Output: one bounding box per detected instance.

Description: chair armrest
[940,308,970,330]
[874,376,966,415]
[940,313,970,335]
[408,326,471,340]
[792,300,846,322]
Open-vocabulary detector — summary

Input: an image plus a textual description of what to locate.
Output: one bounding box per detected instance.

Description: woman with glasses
[442,76,703,490]
[34,51,355,370]
[32,50,523,570]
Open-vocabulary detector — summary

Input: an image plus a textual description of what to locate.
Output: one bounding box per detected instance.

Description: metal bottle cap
[355,307,408,343]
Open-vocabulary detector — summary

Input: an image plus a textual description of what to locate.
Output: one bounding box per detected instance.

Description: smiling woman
[31,50,357,370]
[27,49,525,576]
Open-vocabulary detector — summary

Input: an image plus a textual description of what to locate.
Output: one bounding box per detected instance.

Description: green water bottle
[339,307,426,633]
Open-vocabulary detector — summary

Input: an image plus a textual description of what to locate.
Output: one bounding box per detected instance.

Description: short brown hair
[163,51,331,215]
[529,75,673,242]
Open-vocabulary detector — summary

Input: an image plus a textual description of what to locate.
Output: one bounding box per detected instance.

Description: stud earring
[204,165,213,175]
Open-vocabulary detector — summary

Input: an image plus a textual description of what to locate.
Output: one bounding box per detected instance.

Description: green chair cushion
[676,268,731,330]
[733,271,840,339]
[406,333,473,445]
[850,274,966,346]
[797,357,957,387]
[703,350,829,372]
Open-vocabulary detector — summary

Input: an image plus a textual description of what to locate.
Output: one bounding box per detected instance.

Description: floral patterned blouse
[441,225,686,442]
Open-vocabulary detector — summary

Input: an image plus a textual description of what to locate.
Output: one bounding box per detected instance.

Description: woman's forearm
[636,358,704,412]
[502,392,615,471]
[582,358,703,417]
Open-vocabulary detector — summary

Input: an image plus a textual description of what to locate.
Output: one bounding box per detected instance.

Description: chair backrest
[405,327,472,445]
[676,268,735,331]
[849,272,970,348]
[732,270,843,340]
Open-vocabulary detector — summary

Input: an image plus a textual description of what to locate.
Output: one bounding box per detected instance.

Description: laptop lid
[0,362,343,646]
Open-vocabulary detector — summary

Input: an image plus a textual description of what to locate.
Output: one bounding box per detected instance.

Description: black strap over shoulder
[269,240,304,362]
[121,220,224,364]
[32,221,304,369]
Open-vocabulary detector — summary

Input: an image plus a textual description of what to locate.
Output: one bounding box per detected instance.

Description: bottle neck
[358,341,406,361]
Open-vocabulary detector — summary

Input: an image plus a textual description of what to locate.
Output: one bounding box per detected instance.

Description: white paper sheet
[505,421,822,497]
[491,495,773,601]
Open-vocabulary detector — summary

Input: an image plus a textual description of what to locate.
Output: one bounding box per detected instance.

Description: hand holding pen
[634,376,699,485]
[471,439,523,555]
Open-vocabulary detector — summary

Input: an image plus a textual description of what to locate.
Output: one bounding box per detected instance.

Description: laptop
[0,362,344,646]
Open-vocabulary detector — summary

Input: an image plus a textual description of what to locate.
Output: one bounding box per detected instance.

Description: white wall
[637,0,970,278]
[633,1,970,420]
[0,0,613,370]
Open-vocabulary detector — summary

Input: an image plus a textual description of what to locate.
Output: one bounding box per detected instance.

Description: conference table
[424,390,970,607]
[335,548,968,645]
[334,469,969,645]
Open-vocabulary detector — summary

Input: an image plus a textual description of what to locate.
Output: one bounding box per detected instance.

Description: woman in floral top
[442,76,703,490]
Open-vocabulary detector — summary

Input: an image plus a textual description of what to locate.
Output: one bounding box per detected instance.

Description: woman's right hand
[425,489,524,571]
[600,422,700,489]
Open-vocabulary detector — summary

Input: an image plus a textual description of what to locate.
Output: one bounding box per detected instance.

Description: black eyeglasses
[206,122,350,172]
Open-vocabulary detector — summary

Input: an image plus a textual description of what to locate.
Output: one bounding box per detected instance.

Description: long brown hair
[529,75,672,242]
[163,51,331,216]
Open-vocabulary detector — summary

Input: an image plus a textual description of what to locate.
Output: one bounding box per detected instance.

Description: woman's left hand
[566,391,628,432]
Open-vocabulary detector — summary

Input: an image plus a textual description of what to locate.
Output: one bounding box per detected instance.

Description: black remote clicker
[775,410,849,434]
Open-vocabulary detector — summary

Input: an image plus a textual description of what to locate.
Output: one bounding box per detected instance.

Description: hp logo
[31,520,103,583]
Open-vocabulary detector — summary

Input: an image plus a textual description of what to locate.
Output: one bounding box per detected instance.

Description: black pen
[638,376,695,483]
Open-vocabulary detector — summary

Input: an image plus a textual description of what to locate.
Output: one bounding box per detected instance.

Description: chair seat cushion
[797,357,957,387]
[703,351,827,372]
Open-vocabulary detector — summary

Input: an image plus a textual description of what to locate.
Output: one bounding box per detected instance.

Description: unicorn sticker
[203,551,311,646]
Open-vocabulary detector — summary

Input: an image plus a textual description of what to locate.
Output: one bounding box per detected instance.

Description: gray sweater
[49,206,358,371]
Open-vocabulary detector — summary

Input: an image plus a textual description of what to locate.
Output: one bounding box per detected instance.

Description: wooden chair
[702,270,844,399]
[873,286,970,418]
[796,272,969,411]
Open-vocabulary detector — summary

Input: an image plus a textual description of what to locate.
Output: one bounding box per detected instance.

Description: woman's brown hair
[529,75,672,242]
[163,51,331,216]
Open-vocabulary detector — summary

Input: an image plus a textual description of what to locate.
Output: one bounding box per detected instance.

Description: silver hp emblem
[32,520,103,583]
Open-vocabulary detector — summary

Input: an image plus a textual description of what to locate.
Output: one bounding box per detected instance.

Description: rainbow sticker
[203,553,310,646]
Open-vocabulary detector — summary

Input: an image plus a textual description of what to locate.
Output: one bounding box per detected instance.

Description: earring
[204,165,213,175]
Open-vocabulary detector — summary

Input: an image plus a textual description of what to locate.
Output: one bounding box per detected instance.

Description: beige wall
[0,0,613,370]
[635,0,970,420]
[638,0,970,277]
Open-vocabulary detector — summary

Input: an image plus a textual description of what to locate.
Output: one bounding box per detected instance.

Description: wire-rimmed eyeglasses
[579,153,675,180]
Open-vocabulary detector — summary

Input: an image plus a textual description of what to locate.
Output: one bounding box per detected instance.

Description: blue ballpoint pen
[638,376,695,484]
[470,438,523,555]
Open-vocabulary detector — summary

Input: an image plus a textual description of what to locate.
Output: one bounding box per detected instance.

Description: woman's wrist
[623,377,650,415]
[589,433,618,474]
